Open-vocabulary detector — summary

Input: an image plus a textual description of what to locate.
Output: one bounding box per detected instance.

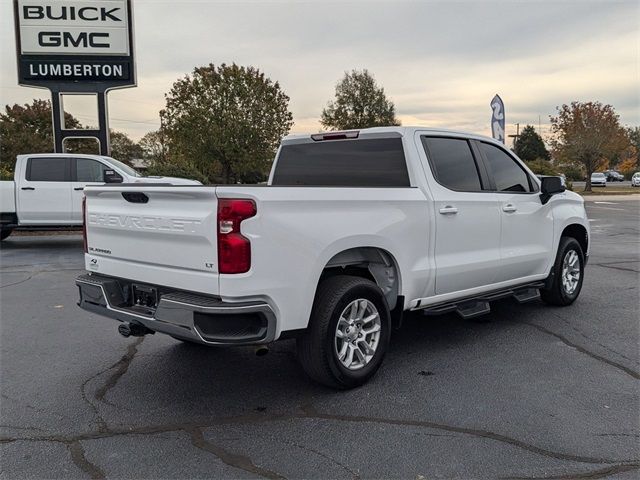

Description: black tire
[296,275,391,389]
[0,228,13,241]
[541,237,585,306]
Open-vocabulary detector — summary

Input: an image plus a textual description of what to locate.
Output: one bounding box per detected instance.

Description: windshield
[592,173,605,177]
[101,156,142,177]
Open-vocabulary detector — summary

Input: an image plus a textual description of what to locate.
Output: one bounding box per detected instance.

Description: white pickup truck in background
[0,153,200,240]
[76,127,590,389]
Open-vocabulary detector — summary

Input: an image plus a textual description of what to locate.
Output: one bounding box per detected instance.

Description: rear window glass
[422,137,483,192]
[27,157,69,182]
[271,138,410,187]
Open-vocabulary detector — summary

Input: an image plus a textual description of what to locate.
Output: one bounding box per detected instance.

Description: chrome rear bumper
[76,273,276,345]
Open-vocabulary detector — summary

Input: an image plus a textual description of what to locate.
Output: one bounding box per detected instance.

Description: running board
[420,282,545,320]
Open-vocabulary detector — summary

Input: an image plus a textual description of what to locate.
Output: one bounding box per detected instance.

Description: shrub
[561,165,584,181]
[525,158,560,176]
[145,162,210,184]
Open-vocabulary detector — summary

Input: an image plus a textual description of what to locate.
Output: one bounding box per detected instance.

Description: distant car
[604,170,624,182]
[632,172,640,187]
[591,172,607,187]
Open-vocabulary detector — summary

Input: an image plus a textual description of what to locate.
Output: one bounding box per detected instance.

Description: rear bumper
[76,273,277,345]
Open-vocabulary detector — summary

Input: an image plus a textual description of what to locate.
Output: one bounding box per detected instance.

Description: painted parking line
[594,201,619,205]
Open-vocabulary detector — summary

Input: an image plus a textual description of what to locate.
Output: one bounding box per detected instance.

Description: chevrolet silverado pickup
[76,127,589,388]
[0,154,199,240]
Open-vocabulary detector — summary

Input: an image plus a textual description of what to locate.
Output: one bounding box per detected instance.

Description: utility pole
[508,122,520,148]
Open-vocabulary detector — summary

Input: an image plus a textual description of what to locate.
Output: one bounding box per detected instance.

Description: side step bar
[421,282,545,320]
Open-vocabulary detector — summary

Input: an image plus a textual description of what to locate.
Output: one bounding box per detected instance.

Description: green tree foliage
[550,101,629,191]
[0,99,85,173]
[109,129,143,164]
[145,162,209,184]
[139,129,169,163]
[160,63,293,183]
[525,159,559,176]
[514,125,550,161]
[321,69,400,130]
[0,99,141,175]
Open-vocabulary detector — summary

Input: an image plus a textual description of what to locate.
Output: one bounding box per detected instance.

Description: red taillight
[82,195,88,253]
[217,199,256,274]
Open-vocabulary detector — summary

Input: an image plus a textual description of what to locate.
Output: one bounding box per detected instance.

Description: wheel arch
[319,246,402,311]
[561,223,589,257]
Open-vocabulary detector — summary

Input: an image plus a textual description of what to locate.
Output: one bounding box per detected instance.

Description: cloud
[1,0,638,142]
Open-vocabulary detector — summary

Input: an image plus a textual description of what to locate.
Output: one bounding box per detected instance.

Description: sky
[1,0,638,144]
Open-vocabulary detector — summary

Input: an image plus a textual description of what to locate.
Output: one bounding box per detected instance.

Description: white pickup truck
[0,154,199,240]
[76,127,589,389]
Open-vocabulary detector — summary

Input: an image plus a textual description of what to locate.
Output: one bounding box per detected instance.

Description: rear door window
[26,157,70,182]
[480,142,533,193]
[421,137,483,191]
[272,138,410,187]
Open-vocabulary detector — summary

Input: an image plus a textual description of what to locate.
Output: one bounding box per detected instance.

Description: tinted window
[272,138,410,187]
[480,142,532,192]
[27,157,69,182]
[76,158,106,182]
[422,137,482,191]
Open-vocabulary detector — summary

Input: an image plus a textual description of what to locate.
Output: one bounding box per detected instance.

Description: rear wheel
[297,275,391,389]
[0,228,13,241]
[541,237,585,306]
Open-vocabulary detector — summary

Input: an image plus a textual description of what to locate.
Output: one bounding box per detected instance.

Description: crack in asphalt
[0,273,35,289]
[545,311,640,366]
[79,337,145,433]
[94,337,144,405]
[503,462,640,479]
[67,440,106,479]
[523,322,640,380]
[2,407,637,468]
[263,433,361,479]
[591,262,640,273]
[187,426,286,479]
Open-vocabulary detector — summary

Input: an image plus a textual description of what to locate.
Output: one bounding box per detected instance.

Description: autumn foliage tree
[0,99,142,178]
[161,63,294,183]
[321,70,400,130]
[0,99,90,175]
[550,102,629,191]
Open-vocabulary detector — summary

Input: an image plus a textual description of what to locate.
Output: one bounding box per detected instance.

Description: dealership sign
[14,0,135,89]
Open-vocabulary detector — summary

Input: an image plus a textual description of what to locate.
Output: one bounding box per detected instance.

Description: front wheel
[297,275,391,389]
[541,237,585,306]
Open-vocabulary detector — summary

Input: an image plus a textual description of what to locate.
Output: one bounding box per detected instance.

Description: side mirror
[104,169,123,184]
[540,176,565,205]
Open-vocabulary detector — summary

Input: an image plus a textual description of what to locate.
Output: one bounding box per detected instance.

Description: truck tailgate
[84,185,219,295]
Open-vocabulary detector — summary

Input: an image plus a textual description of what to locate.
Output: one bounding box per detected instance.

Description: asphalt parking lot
[1,198,638,479]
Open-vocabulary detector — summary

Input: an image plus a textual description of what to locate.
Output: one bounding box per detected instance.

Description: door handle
[439,205,458,215]
[502,203,517,213]
[21,187,35,191]
[74,187,84,191]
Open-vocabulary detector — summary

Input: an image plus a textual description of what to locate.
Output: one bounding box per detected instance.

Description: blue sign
[490,94,505,144]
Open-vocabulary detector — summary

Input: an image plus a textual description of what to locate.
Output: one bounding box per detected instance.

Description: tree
[0,99,138,174]
[139,128,169,163]
[0,99,88,173]
[321,69,400,130]
[514,125,550,161]
[160,63,293,183]
[109,129,143,163]
[550,102,629,191]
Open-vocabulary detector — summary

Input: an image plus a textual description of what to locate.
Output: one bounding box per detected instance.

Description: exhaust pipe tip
[255,346,269,357]
[118,322,154,338]
[118,323,131,338]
